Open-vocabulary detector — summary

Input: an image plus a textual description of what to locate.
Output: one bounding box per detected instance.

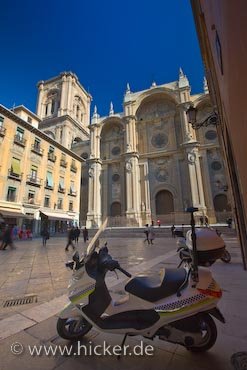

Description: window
[58,198,63,209]
[70,181,76,195]
[46,171,53,189]
[0,116,4,127]
[27,116,32,124]
[11,158,21,176]
[28,191,35,204]
[58,177,65,192]
[45,105,48,116]
[31,165,38,179]
[16,127,24,140]
[49,146,54,154]
[7,187,16,202]
[51,100,55,114]
[44,197,50,208]
[69,201,73,211]
[34,137,41,150]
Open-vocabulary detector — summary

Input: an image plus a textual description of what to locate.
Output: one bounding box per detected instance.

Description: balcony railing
[48,152,56,162]
[68,190,77,197]
[23,198,40,205]
[0,126,6,136]
[26,175,42,187]
[14,135,26,147]
[70,164,77,173]
[60,159,67,168]
[44,182,54,190]
[31,144,44,156]
[8,169,22,181]
[58,186,65,194]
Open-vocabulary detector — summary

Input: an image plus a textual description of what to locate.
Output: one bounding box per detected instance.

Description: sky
[0,0,204,117]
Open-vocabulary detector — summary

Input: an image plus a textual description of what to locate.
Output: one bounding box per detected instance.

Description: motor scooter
[176,227,231,266]
[57,208,225,353]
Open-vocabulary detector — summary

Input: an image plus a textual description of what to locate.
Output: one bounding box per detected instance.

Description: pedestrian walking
[149,224,155,245]
[199,216,204,227]
[205,216,209,227]
[74,226,80,244]
[41,226,49,246]
[0,225,15,250]
[82,227,89,243]
[65,227,75,251]
[144,224,150,244]
[171,224,176,238]
[157,219,161,227]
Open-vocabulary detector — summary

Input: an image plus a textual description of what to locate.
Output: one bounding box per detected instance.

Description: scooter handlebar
[116,266,132,278]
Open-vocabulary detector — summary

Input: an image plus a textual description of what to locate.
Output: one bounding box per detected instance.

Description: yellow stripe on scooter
[71,289,95,304]
[158,298,213,316]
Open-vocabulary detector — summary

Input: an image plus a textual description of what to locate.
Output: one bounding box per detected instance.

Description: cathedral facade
[36,71,232,228]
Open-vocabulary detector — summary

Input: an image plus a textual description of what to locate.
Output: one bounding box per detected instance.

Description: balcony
[68,190,77,197]
[60,159,67,168]
[44,182,54,190]
[23,198,40,206]
[31,144,44,156]
[0,126,6,137]
[48,152,56,162]
[57,204,63,210]
[70,164,77,173]
[58,186,65,194]
[8,169,22,181]
[6,195,16,202]
[26,175,42,187]
[14,135,26,147]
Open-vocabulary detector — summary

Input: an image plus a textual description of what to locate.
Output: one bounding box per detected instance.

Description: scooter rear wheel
[221,250,231,263]
[57,317,92,340]
[186,313,217,352]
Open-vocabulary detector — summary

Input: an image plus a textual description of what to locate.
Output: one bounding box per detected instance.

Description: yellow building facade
[0,104,82,235]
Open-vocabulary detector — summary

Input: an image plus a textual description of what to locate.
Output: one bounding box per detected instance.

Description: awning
[11,158,21,175]
[0,208,24,218]
[40,210,74,221]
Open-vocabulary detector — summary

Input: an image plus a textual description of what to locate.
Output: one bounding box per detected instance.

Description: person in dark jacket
[82,227,89,243]
[1,225,15,250]
[41,227,49,246]
[65,227,75,251]
[74,226,80,244]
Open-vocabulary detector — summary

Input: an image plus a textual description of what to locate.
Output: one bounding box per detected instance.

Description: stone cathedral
[36,70,231,228]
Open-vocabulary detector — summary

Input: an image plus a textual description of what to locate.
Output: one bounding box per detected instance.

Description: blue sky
[0,0,204,117]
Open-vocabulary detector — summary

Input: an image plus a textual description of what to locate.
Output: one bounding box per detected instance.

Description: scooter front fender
[58,302,82,319]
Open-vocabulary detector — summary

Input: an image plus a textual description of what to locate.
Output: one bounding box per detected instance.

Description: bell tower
[36,71,92,148]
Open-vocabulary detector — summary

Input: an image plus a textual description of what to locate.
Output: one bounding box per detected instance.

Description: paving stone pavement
[0,232,246,370]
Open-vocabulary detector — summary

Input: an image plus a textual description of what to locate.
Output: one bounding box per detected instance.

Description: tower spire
[109,101,114,116]
[178,67,189,88]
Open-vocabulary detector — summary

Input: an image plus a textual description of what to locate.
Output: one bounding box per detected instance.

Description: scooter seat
[125,268,187,302]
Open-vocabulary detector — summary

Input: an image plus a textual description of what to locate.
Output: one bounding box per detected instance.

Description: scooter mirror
[72,251,80,262]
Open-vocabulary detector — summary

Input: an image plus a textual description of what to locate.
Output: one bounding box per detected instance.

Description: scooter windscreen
[86,218,108,259]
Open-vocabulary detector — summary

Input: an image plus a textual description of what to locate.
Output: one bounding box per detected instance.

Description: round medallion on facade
[112,173,120,182]
[151,132,168,148]
[81,152,88,159]
[111,146,121,156]
[205,130,217,140]
[155,168,168,182]
[211,161,222,171]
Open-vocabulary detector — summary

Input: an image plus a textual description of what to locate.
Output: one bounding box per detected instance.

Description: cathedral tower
[36,71,91,148]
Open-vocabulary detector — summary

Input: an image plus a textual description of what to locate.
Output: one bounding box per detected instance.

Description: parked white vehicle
[57,209,225,353]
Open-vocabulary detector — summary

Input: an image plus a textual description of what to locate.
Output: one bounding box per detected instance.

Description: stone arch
[155,190,174,215]
[100,118,124,160]
[110,202,121,216]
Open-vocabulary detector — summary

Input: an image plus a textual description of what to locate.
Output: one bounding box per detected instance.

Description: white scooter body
[59,248,222,339]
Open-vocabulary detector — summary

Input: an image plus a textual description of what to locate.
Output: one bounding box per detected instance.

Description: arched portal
[110,202,121,217]
[155,190,174,215]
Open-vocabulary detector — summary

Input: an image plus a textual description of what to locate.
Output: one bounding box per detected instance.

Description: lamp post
[186,104,219,129]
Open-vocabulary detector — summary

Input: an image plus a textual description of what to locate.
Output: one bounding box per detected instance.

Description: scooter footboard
[59,302,82,319]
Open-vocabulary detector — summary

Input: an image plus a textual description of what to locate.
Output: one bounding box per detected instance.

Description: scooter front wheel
[186,313,217,352]
[57,317,92,341]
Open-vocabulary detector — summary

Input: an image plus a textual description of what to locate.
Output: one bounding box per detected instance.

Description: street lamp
[186,104,219,129]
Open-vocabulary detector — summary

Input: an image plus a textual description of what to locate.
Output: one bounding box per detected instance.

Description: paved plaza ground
[0,230,246,369]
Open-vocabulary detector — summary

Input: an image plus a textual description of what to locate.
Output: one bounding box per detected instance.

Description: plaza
[0,230,246,370]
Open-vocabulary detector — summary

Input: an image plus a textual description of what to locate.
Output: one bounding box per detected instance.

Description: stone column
[124,116,136,152]
[36,81,44,118]
[125,153,141,226]
[186,145,206,212]
[86,159,102,228]
[179,104,197,144]
[59,74,67,115]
